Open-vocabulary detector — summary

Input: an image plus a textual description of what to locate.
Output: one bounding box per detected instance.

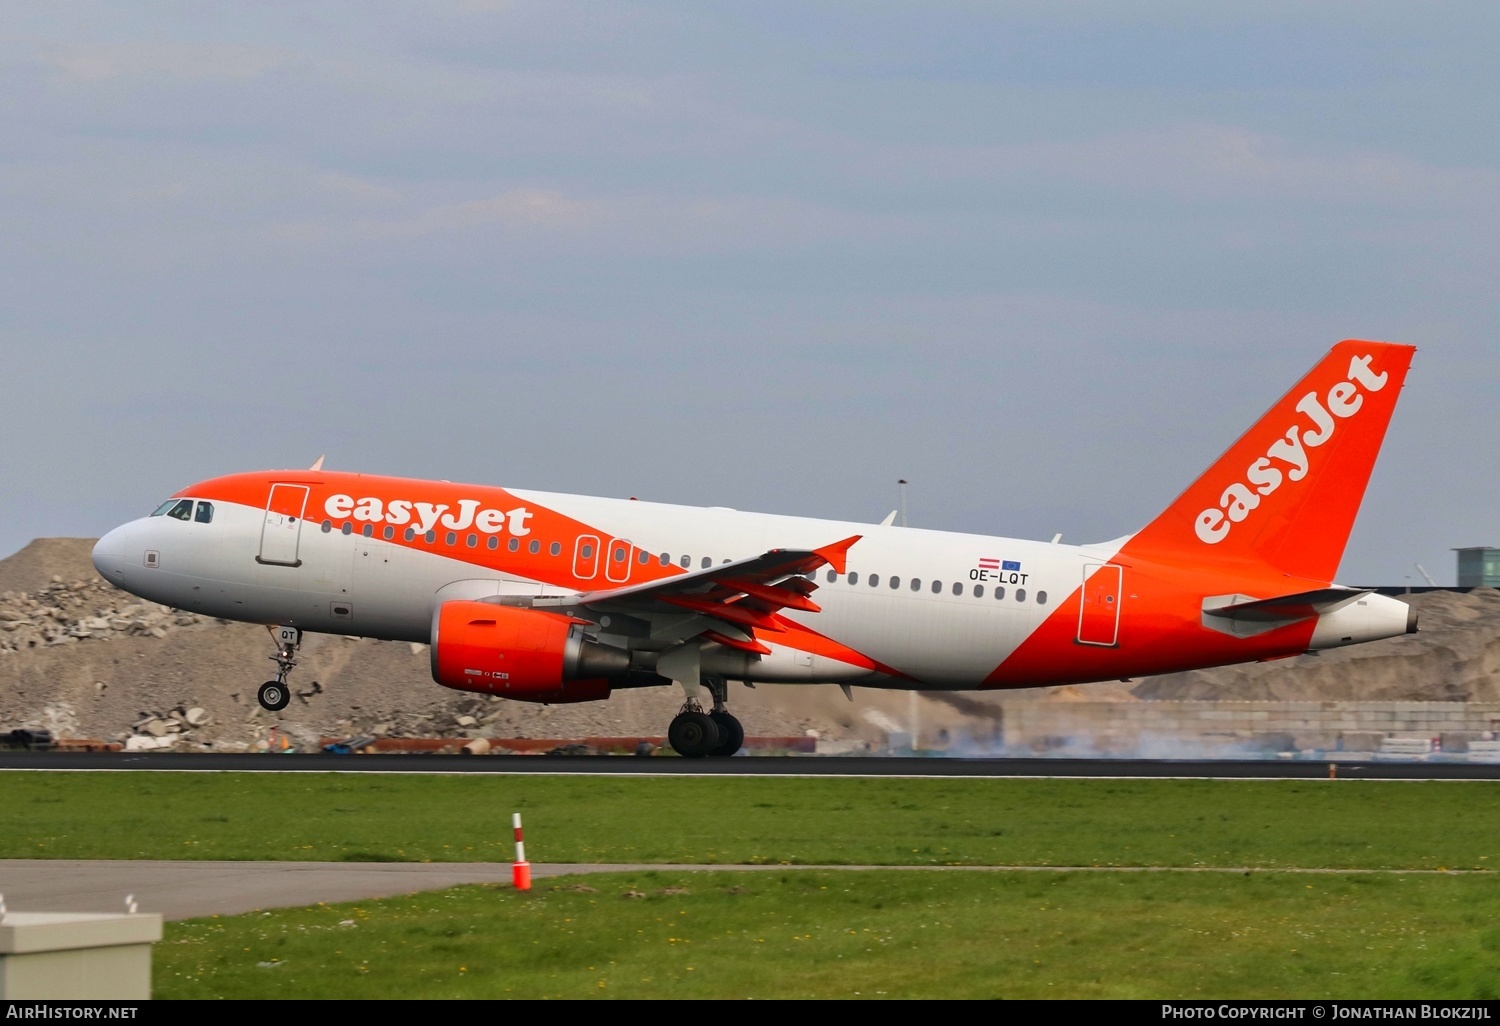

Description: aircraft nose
[92,526,129,583]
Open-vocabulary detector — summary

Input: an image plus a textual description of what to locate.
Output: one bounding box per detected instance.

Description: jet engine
[430,601,629,704]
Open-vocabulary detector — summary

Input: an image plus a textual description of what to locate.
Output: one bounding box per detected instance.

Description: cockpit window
[150,500,177,517]
[194,501,214,524]
[165,499,194,521]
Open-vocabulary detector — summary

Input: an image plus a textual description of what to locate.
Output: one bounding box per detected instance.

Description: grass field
[1,771,1497,869]
[5,770,1497,998]
[154,869,1500,999]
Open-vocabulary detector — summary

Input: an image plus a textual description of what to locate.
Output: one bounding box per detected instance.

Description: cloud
[878,122,1500,209]
[269,187,593,243]
[264,185,935,256]
[34,41,296,83]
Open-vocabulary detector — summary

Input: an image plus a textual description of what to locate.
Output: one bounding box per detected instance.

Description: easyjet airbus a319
[92,340,1417,756]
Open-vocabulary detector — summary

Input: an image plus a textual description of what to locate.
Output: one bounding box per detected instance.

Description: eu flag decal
[1001,560,1021,572]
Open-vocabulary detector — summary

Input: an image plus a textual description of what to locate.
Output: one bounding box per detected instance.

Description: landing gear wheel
[668,710,721,758]
[708,711,744,757]
[257,625,302,713]
[258,680,291,712]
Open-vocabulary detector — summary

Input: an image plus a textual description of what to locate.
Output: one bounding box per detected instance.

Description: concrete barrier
[0,911,162,999]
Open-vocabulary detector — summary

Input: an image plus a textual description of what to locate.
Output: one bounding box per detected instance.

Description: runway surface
[3,751,1500,778]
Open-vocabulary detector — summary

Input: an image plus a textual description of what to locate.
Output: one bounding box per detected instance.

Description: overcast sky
[2,2,1496,585]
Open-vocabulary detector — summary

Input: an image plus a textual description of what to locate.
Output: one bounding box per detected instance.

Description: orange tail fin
[1129,339,1415,583]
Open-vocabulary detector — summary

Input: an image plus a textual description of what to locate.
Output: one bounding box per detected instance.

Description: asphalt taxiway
[3,859,1483,922]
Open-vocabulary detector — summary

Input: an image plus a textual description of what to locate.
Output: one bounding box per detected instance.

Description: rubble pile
[123,705,213,751]
[0,541,861,751]
[3,538,1500,756]
[0,576,213,654]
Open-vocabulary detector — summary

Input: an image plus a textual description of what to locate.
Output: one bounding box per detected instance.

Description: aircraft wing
[559,534,861,654]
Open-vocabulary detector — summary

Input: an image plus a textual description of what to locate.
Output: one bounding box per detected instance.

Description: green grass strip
[155,869,1500,999]
[2,771,1497,870]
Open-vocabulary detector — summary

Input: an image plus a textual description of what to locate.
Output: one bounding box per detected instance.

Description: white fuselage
[93,485,1125,689]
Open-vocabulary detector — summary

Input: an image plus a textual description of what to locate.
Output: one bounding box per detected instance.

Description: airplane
[91,339,1418,757]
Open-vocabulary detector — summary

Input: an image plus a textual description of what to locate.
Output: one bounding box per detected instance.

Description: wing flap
[577,534,862,643]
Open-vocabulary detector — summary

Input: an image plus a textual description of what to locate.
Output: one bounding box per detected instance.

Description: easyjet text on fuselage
[324,494,534,536]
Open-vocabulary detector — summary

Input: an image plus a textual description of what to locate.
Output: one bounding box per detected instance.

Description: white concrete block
[0,912,162,999]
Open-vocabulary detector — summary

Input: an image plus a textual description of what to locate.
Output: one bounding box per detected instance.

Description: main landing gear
[667,677,744,759]
[257,625,302,712]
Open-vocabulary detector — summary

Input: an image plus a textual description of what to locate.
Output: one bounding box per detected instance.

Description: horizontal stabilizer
[1203,587,1368,629]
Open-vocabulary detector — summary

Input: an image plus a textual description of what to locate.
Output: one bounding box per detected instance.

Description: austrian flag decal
[972,558,1027,585]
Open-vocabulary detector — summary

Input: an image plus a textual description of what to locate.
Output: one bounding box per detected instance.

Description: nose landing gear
[667,676,744,758]
[257,625,301,712]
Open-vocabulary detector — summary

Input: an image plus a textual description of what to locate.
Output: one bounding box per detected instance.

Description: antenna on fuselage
[898,479,908,528]
[309,455,326,471]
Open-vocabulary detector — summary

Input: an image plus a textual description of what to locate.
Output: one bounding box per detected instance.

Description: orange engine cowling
[430,601,629,704]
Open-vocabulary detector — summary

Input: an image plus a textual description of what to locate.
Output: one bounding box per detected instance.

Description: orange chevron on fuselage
[182,469,687,594]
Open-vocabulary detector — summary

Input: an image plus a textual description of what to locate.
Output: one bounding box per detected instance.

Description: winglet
[814,535,862,575]
[309,455,326,472]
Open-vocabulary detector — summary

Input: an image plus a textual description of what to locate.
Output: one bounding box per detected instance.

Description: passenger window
[550,542,561,556]
[384,526,395,540]
[404,528,415,542]
[488,536,499,550]
[362,523,374,538]
[995,587,1006,600]
[1016,588,1027,602]
[827,570,837,583]
[973,584,984,598]
[910,578,921,591]
[194,502,214,524]
[445,532,457,546]
[509,537,520,552]
[342,522,353,536]
[660,553,671,566]
[322,520,332,533]
[952,582,963,596]
[890,577,900,589]
[931,580,942,594]
[701,557,712,569]
[581,543,593,559]
[638,551,649,565]
[529,540,540,554]
[425,530,437,544]
[869,574,880,587]
[168,500,193,521]
[466,534,478,548]
[848,571,859,585]
[1037,590,1048,605]
[681,555,692,568]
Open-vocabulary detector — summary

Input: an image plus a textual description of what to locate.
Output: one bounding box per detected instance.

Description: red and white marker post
[512,812,531,891]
